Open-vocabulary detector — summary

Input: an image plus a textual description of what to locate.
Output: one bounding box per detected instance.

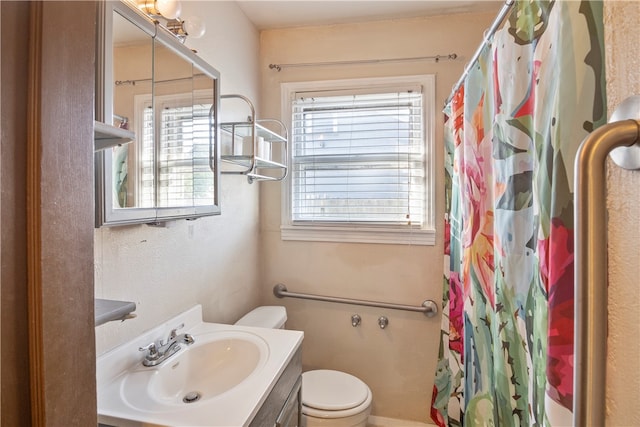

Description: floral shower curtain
[431,1,606,426]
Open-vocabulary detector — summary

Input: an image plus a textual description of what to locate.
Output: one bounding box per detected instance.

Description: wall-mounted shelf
[221,153,286,170]
[94,121,134,152]
[220,94,288,183]
[95,298,137,326]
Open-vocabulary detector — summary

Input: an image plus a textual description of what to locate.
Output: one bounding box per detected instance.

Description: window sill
[280,224,435,246]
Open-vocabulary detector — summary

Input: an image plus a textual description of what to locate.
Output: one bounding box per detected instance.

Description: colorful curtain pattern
[431,1,606,426]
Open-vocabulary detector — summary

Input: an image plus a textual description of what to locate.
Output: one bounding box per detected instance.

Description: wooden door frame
[25,2,97,425]
[2,2,33,423]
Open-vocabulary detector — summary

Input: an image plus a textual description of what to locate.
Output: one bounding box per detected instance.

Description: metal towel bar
[574,95,640,426]
[273,284,438,317]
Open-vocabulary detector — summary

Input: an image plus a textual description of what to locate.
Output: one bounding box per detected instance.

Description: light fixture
[183,17,206,39]
[138,0,205,43]
[166,17,206,43]
[138,0,182,20]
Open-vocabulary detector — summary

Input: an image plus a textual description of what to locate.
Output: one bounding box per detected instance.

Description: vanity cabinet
[250,347,302,427]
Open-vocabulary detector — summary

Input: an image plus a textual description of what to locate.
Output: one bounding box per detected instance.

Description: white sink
[97,305,302,427]
[119,332,268,412]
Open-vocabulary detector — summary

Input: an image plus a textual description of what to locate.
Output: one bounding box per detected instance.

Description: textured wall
[603,1,640,425]
[258,11,497,422]
[95,1,262,355]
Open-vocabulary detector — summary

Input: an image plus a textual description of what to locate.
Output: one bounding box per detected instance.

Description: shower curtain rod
[268,53,457,72]
[114,73,207,86]
[445,0,515,105]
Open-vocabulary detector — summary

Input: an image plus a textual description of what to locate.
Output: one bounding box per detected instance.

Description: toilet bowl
[301,369,372,427]
[235,306,373,427]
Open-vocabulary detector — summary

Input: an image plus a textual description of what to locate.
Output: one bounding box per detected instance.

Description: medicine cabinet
[95,1,221,227]
[220,94,288,183]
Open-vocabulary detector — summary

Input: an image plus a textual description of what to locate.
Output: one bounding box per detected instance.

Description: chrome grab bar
[273,283,438,317]
[574,95,640,427]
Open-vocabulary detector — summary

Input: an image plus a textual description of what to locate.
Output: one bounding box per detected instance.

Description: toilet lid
[302,370,369,411]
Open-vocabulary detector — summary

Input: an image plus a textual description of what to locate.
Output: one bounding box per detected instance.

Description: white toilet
[235,306,373,427]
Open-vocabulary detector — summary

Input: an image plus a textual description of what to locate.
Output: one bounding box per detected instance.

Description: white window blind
[139,105,154,208]
[138,95,214,208]
[191,102,216,206]
[290,89,426,226]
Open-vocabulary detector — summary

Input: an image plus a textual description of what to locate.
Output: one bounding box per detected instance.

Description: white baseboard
[367,415,436,427]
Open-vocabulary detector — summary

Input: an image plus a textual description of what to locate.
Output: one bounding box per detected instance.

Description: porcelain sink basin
[119,332,269,412]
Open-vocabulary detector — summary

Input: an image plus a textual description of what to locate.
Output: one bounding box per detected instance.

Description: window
[135,91,214,208]
[281,76,435,245]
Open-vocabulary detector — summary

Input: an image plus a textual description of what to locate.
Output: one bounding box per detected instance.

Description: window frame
[280,75,436,245]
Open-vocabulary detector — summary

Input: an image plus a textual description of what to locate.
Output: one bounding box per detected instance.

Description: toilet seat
[302,370,372,419]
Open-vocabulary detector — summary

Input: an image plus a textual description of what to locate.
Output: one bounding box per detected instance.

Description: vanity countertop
[96,305,303,427]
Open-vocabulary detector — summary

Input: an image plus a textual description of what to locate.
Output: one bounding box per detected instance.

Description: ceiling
[236,0,504,30]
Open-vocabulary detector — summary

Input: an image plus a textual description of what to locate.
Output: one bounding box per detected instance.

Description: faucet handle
[138,342,159,360]
[169,323,185,340]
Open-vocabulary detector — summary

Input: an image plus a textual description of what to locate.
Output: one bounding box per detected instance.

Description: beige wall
[258,11,497,422]
[95,1,261,355]
[604,1,640,425]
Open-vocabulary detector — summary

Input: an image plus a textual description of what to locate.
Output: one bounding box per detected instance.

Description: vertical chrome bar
[574,119,640,426]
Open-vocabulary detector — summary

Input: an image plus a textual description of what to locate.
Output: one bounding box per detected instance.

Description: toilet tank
[235,306,287,329]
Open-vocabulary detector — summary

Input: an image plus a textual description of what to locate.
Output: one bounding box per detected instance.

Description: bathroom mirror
[95,1,220,226]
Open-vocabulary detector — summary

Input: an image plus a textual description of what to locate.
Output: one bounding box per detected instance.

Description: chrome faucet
[138,323,195,367]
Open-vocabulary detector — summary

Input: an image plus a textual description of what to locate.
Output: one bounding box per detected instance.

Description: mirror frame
[95,1,221,227]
